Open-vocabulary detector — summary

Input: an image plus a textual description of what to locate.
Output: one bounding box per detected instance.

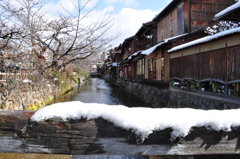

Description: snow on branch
[205,21,240,35]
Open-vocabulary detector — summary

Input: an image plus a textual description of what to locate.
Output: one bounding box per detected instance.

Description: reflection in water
[53,78,150,108]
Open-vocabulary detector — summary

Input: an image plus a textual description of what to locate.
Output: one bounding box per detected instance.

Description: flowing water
[0,78,149,159]
[52,78,150,107]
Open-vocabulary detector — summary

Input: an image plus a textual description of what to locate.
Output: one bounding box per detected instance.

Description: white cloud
[81,0,99,10]
[60,0,77,11]
[103,5,115,13]
[108,8,159,46]
[40,0,77,16]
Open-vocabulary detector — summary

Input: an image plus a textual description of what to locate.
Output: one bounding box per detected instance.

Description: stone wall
[0,77,84,110]
[114,78,240,109]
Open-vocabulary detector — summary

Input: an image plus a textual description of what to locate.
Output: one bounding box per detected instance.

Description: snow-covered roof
[141,42,166,56]
[31,101,240,142]
[168,27,240,53]
[141,34,188,56]
[215,2,240,19]
[128,50,142,60]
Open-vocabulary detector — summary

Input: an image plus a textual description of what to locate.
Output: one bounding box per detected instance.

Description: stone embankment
[113,78,240,110]
[0,77,84,110]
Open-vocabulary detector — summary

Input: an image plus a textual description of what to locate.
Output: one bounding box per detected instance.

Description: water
[53,78,150,108]
[51,78,150,159]
[2,78,149,159]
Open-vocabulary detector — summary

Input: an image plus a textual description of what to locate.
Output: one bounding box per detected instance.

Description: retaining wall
[114,78,240,109]
[0,77,83,110]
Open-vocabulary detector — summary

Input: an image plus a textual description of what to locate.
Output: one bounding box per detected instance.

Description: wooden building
[168,2,240,97]
[109,45,122,77]
[141,0,236,81]
[110,0,237,90]
[120,36,135,79]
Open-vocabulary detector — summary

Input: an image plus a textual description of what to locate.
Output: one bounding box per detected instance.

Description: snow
[168,27,240,53]
[31,101,240,141]
[141,34,187,55]
[22,79,32,83]
[128,50,142,60]
[141,42,165,55]
[215,2,240,19]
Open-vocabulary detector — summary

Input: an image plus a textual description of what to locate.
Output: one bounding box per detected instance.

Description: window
[148,57,156,80]
[137,59,144,75]
[161,57,164,80]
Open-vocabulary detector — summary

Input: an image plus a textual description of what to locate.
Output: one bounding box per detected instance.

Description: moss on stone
[45,97,54,105]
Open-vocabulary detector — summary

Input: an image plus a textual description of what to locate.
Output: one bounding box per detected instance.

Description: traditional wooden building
[141,0,236,81]
[120,36,135,79]
[168,2,240,97]
[112,0,237,89]
[109,45,122,77]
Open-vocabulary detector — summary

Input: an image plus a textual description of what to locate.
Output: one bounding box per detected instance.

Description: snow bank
[215,2,240,19]
[168,27,240,53]
[31,101,240,141]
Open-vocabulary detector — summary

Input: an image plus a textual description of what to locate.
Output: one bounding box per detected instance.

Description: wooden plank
[227,46,240,81]
[227,35,240,47]
[200,39,226,53]
[170,51,182,59]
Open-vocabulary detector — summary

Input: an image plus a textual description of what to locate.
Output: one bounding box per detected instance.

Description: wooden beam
[0,111,240,155]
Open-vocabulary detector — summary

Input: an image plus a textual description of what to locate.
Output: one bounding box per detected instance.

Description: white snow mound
[31,101,240,140]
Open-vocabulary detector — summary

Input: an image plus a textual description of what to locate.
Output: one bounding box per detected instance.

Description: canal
[52,77,150,107]
[1,78,149,159]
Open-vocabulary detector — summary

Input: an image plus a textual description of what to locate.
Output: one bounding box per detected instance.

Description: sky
[44,0,172,46]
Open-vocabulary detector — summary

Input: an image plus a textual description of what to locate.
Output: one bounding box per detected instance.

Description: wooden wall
[144,50,162,80]
[169,33,240,83]
[227,47,240,82]
[190,0,236,32]
[157,7,179,42]
[157,0,235,43]
[170,50,226,81]
[123,42,133,60]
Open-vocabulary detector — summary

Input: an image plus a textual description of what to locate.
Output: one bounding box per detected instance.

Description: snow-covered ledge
[0,102,240,155]
[31,102,240,140]
[214,2,240,20]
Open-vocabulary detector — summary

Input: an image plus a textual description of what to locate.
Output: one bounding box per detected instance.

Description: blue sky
[96,0,172,13]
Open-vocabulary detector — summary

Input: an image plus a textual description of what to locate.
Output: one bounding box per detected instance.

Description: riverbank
[0,74,87,111]
[109,77,240,109]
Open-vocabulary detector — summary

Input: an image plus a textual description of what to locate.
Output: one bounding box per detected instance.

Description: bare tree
[0,0,116,75]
